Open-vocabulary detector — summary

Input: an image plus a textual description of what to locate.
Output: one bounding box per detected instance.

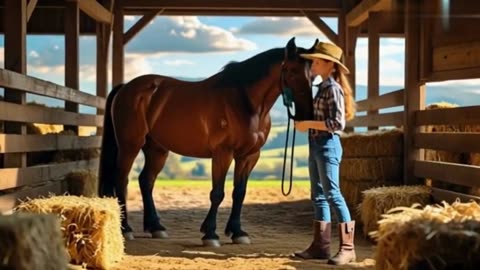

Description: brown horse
[99,37,317,246]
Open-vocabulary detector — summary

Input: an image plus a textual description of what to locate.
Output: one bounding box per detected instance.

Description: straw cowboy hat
[300,42,350,74]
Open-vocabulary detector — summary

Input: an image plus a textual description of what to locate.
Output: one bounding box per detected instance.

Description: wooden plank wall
[0,69,105,213]
[412,0,480,203]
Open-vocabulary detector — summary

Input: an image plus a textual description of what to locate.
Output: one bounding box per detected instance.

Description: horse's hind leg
[225,151,260,244]
[200,149,233,247]
[139,137,169,238]
[116,141,144,240]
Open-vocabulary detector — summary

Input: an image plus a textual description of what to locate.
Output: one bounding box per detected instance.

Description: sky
[0,15,479,117]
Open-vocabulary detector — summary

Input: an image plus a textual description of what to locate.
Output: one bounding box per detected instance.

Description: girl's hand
[294,121,309,132]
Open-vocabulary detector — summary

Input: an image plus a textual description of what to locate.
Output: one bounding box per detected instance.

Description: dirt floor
[110,182,377,270]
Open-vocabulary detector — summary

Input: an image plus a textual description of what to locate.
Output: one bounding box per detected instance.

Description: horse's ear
[285,37,297,60]
[307,38,319,53]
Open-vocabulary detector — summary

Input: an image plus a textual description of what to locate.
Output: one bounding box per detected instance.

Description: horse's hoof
[232,236,251,245]
[202,239,221,247]
[151,230,169,239]
[123,232,135,241]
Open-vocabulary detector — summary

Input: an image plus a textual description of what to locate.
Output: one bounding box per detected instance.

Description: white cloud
[0,47,4,68]
[236,17,330,39]
[126,16,256,54]
[163,59,194,66]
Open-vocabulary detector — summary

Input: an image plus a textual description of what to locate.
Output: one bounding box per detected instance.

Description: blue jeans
[308,133,351,223]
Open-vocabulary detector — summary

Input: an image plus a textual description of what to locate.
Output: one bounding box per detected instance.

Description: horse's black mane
[216,48,284,89]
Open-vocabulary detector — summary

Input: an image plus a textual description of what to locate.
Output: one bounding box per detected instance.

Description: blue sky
[0,15,479,116]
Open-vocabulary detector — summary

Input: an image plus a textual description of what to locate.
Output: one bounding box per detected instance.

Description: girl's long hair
[333,65,356,120]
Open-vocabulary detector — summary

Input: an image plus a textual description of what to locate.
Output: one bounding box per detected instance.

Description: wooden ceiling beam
[123,9,338,17]
[347,0,393,27]
[26,0,38,22]
[78,0,113,24]
[121,0,340,11]
[123,9,164,45]
[302,11,338,44]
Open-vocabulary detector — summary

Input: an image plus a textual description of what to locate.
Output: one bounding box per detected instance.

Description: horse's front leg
[200,150,233,247]
[225,151,260,244]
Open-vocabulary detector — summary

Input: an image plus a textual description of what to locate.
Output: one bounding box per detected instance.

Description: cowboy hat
[300,42,350,74]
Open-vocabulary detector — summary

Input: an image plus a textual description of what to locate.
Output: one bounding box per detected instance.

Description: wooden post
[404,0,425,185]
[367,12,380,130]
[112,1,124,86]
[64,0,80,134]
[96,22,109,135]
[3,0,27,168]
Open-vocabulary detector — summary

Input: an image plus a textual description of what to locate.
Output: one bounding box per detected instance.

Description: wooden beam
[121,0,341,11]
[302,11,338,44]
[367,12,380,130]
[4,0,28,168]
[431,187,480,204]
[78,0,113,24]
[415,160,480,188]
[26,0,38,22]
[123,9,163,45]
[416,105,480,126]
[65,0,80,134]
[124,9,338,17]
[403,0,425,185]
[0,69,105,109]
[112,2,124,86]
[356,89,404,112]
[347,111,403,127]
[0,134,101,153]
[414,132,480,154]
[433,42,480,72]
[0,101,104,127]
[0,159,99,191]
[347,0,392,27]
[357,11,404,37]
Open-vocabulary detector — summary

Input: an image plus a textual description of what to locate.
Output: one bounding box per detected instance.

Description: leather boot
[294,220,331,259]
[328,220,356,265]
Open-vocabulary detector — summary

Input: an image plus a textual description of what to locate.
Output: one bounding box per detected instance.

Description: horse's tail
[98,83,124,197]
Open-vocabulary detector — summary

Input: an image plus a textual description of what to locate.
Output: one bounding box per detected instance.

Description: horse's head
[281,38,318,121]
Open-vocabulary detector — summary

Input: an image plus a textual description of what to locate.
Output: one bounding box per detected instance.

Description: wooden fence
[0,69,105,213]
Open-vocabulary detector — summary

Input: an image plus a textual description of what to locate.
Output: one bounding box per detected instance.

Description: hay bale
[0,213,69,270]
[340,179,401,210]
[52,148,100,163]
[15,196,124,269]
[340,128,403,158]
[359,185,431,236]
[66,170,98,197]
[372,201,480,270]
[424,102,464,163]
[340,157,403,182]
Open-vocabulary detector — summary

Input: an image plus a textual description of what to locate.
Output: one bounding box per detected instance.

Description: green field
[129,179,311,188]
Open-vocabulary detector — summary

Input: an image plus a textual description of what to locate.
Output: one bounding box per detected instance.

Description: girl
[293,42,356,265]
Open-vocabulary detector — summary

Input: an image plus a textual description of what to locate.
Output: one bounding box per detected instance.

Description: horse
[98,37,318,247]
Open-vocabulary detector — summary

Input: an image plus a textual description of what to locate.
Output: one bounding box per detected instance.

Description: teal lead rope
[281,87,296,196]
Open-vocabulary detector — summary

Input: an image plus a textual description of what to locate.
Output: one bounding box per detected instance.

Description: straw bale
[52,148,100,163]
[424,102,465,163]
[340,128,403,158]
[340,179,401,210]
[15,196,124,269]
[66,170,98,197]
[340,157,403,182]
[0,213,68,270]
[372,201,480,270]
[359,185,431,236]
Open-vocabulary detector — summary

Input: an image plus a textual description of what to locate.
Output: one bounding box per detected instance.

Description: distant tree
[191,162,207,178]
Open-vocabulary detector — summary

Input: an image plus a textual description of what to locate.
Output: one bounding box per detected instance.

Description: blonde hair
[333,65,356,120]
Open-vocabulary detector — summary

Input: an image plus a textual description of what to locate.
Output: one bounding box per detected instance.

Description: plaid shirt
[309,76,346,137]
